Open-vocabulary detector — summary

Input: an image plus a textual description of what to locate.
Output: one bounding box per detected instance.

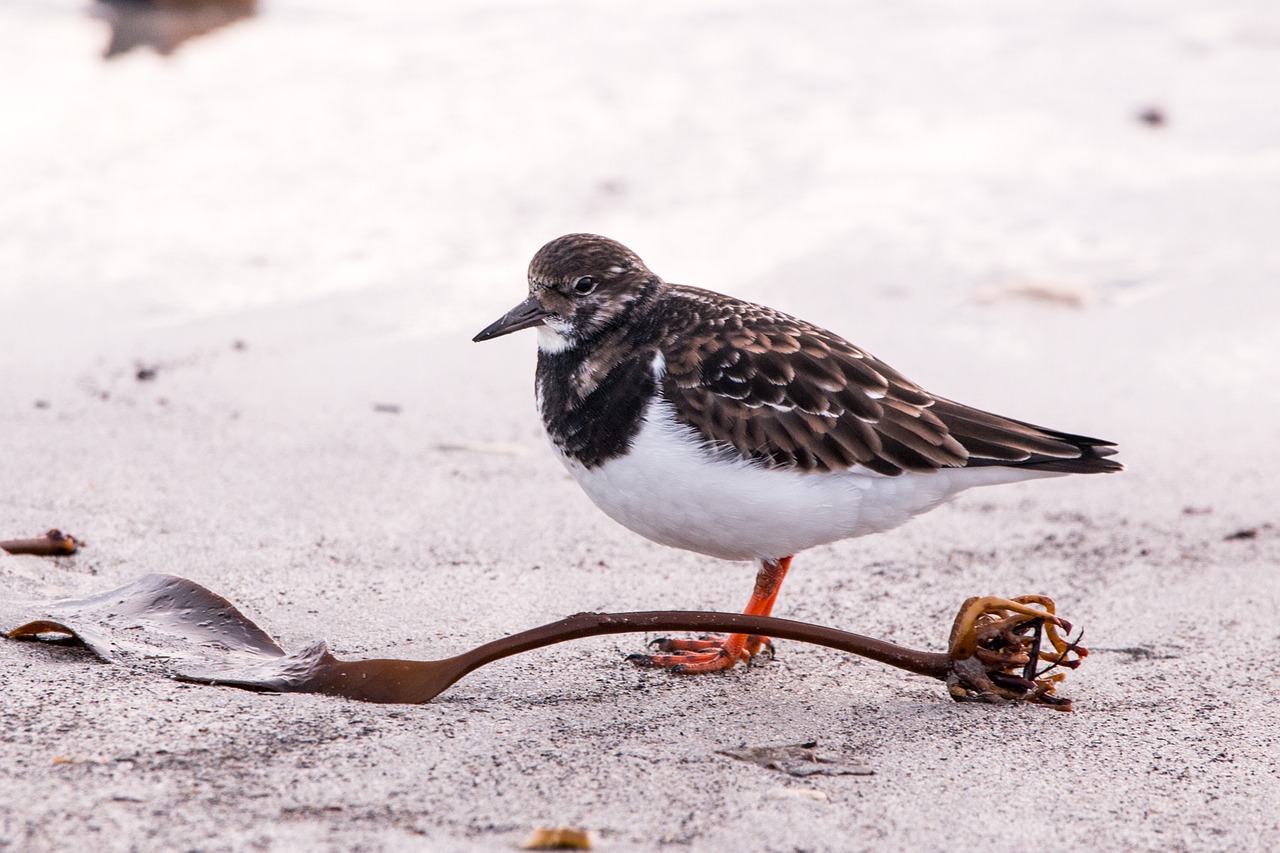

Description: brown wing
[660,288,1120,476]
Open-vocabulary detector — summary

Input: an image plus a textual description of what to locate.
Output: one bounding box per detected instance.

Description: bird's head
[473,234,657,351]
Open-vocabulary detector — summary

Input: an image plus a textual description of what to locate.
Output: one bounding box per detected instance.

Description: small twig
[1034,629,1086,680]
[0,530,81,557]
[1021,618,1044,682]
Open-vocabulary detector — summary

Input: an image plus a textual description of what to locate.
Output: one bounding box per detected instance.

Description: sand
[3,1,1280,850]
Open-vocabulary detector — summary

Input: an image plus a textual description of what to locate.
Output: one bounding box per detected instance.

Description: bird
[473,233,1121,673]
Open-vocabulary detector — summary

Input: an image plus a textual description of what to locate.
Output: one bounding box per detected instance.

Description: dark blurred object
[1,530,81,557]
[1137,106,1167,127]
[90,0,257,59]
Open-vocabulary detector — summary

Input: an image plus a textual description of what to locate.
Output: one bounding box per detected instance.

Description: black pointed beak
[472,295,551,342]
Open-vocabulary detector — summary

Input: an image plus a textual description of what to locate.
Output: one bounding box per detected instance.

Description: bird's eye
[572,276,597,295]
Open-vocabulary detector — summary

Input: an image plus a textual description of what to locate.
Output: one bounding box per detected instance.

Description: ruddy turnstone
[474,233,1121,673]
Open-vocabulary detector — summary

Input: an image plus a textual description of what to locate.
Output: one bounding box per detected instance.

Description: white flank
[557,400,1059,562]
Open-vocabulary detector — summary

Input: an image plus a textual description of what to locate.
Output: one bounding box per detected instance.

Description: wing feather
[659,287,1120,476]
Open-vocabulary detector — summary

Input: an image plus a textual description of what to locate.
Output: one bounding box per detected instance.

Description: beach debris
[91,0,257,59]
[1224,527,1259,541]
[717,742,872,777]
[135,365,159,382]
[975,283,1088,309]
[520,826,593,850]
[434,439,529,456]
[34,400,50,409]
[945,595,1085,710]
[1,530,81,557]
[372,403,402,414]
[1137,106,1167,127]
[4,574,1086,710]
[597,179,626,196]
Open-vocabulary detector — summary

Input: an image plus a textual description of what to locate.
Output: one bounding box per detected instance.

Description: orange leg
[630,556,793,674]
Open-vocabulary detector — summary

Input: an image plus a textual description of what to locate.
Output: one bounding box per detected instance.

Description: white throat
[537,323,575,354]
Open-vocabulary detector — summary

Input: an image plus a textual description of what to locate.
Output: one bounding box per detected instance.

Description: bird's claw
[628,632,770,674]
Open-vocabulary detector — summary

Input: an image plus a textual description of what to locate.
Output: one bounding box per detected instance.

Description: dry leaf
[717,742,873,777]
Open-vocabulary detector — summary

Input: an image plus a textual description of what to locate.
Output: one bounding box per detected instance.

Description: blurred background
[2,0,1279,471]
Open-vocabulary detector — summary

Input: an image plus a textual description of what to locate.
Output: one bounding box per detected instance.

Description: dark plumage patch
[528,233,643,290]
[537,347,656,469]
[526,234,1121,477]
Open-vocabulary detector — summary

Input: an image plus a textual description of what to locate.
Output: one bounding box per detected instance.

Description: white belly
[556,400,1056,562]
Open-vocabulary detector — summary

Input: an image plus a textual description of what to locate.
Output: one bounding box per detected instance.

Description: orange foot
[626,556,792,674]
[628,633,776,673]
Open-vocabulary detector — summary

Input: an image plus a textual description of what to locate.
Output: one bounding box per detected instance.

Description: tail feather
[932,398,1123,475]
[1004,440,1123,474]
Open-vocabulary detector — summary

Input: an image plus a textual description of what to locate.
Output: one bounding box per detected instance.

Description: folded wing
[660,291,1120,477]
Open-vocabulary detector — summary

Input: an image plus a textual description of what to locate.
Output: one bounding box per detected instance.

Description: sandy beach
[3,1,1280,849]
